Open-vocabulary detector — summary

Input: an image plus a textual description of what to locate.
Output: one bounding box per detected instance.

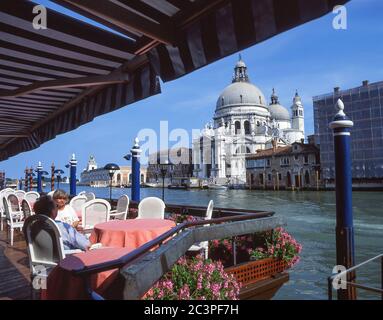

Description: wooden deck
[0,225,31,300]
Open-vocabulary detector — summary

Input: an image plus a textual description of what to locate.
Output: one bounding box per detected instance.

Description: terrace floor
[0,225,31,300]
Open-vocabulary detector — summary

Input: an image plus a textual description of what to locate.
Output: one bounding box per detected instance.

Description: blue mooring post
[69,153,77,197]
[329,99,356,300]
[131,137,142,203]
[19,178,22,190]
[36,161,43,193]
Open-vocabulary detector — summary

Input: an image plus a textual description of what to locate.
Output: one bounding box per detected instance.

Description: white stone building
[192,58,305,185]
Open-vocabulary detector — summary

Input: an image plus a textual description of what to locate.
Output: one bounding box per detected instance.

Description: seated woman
[33,195,90,251]
[52,189,80,229]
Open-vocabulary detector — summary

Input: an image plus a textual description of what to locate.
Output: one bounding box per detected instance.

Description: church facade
[192,58,305,185]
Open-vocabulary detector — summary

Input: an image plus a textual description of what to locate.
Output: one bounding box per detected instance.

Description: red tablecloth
[46,247,132,300]
[90,219,176,249]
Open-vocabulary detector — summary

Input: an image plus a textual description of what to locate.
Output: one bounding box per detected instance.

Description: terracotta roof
[247,143,318,160]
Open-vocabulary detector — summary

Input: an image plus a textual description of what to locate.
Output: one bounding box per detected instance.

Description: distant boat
[144,182,159,188]
[168,184,189,190]
[208,184,228,190]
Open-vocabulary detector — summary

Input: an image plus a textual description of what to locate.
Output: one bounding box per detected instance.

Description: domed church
[192,57,305,185]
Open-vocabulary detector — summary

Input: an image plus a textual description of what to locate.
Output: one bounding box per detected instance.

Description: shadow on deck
[0,227,31,300]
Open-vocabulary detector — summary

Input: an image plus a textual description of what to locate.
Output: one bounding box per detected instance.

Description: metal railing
[328,253,383,300]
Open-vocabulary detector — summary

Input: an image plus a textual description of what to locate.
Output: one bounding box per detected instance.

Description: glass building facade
[313,81,383,183]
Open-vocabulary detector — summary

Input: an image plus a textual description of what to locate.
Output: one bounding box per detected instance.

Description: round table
[90,219,176,249]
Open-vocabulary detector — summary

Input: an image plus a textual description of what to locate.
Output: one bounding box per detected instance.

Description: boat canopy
[0,0,348,161]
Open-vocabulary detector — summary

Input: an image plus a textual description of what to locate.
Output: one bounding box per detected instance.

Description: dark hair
[52,189,68,200]
[33,195,57,218]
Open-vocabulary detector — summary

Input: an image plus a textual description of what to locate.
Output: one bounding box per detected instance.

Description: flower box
[225,258,288,287]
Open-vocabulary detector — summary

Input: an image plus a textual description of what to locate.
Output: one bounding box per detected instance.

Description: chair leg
[10,228,14,246]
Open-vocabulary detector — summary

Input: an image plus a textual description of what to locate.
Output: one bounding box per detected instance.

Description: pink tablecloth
[90,219,176,249]
[46,247,133,300]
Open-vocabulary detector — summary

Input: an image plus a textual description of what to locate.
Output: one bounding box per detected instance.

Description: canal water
[49,184,383,300]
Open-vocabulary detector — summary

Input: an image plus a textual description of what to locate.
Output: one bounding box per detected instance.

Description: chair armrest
[109,210,117,214]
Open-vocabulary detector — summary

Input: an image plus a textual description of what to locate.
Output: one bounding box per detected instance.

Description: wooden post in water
[51,163,55,191]
[329,99,356,300]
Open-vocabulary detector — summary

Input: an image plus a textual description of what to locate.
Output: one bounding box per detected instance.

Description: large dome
[215,82,267,111]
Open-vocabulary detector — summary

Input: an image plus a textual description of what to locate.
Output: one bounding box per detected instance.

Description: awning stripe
[148,0,349,82]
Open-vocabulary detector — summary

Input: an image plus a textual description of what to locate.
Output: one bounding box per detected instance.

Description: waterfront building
[313,80,383,188]
[147,148,193,184]
[246,140,321,190]
[192,58,305,186]
[80,156,147,187]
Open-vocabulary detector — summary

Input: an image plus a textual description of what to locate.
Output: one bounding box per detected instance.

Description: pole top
[37,161,43,170]
[130,137,142,154]
[329,98,354,130]
[70,153,77,165]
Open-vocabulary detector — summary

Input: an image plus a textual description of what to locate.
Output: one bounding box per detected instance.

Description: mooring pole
[131,137,142,203]
[24,167,28,192]
[51,163,55,191]
[69,154,77,196]
[36,162,43,193]
[329,99,356,300]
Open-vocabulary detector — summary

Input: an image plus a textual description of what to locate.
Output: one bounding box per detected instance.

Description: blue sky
[2,0,383,178]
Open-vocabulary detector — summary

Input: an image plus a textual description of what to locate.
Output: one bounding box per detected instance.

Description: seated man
[52,189,80,229]
[33,195,90,251]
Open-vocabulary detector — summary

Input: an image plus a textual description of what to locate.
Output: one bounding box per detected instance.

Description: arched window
[221,97,225,106]
[244,121,251,135]
[256,121,260,127]
[235,121,241,134]
[305,171,310,185]
[240,94,243,103]
[246,146,251,154]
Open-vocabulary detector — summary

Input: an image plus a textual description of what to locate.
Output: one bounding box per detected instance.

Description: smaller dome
[269,103,290,121]
[269,89,290,121]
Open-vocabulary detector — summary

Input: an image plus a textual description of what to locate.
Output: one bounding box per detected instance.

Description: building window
[235,121,241,134]
[266,159,271,167]
[278,173,282,181]
[304,155,309,164]
[294,155,299,161]
[257,121,260,127]
[244,120,251,135]
[268,174,272,181]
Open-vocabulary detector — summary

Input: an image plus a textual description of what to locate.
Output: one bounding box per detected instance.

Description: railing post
[36,161,43,193]
[329,99,356,300]
[69,154,77,196]
[232,236,237,266]
[131,137,142,203]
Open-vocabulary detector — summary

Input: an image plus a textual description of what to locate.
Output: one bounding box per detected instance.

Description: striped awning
[0,0,349,161]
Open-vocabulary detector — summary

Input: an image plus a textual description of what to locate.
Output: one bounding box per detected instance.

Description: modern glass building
[313,81,383,185]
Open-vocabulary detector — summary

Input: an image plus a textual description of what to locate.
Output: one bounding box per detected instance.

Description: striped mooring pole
[329,99,356,300]
[36,161,43,193]
[131,137,142,203]
[69,153,77,197]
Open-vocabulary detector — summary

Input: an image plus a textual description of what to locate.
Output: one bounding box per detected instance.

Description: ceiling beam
[54,0,175,45]
[0,71,130,98]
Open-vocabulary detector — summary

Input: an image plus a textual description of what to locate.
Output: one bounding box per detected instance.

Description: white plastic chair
[137,197,165,219]
[0,189,16,231]
[47,190,55,198]
[25,191,40,208]
[78,191,86,196]
[188,200,214,259]
[3,197,23,246]
[21,199,33,219]
[7,194,24,220]
[22,215,82,284]
[15,190,26,202]
[81,199,111,229]
[84,192,95,202]
[109,195,129,220]
[69,195,87,218]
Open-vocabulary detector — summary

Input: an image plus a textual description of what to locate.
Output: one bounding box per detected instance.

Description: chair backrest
[25,191,40,205]
[21,199,33,219]
[137,197,165,219]
[114,195,129,220]
[3,197,13,226]
[205,200,214,220]
[69,195,87,217]
[47,190,55,198]
[7,194,20,214]
[81,199,111,229]
[22,215,65,273]
[78,191,86,196]
[84,192,95,202]
[15,190,26,202]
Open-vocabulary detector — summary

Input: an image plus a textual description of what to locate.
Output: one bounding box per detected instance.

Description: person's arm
[67,224,90,251]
